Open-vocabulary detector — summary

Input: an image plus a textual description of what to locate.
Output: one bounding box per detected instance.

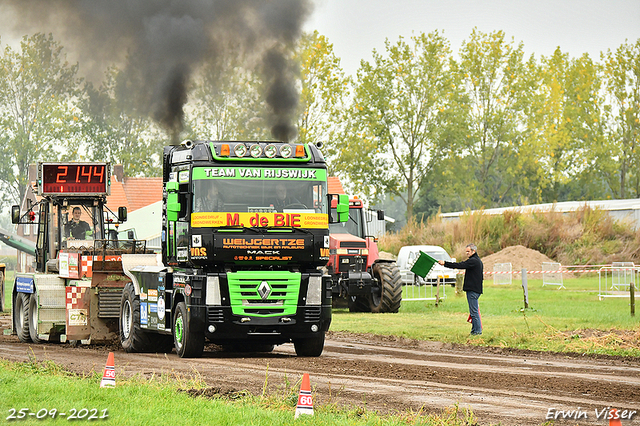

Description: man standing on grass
[439,243,483,335]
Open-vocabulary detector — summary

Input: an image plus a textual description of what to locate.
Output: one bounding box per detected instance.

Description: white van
[396,245,458,286]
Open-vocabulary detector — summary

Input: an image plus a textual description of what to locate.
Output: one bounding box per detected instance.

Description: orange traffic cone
[100,352,116,388]
[610,409,622,426]
[294,373,313,418]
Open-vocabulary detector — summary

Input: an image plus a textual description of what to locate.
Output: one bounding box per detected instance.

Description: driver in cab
[65,207,91,240]
[272,182,300,212]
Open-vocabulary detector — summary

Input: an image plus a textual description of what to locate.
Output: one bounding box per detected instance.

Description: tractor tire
[370,262,402,313]
[29,293,46,343]
[173,301,204,358]
[347,295,371,312]
[14,292,31,343]
[119,283,156,353]
[294,332,325,357]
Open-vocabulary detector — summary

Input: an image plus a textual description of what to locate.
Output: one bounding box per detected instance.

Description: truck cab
[118,140,348,357]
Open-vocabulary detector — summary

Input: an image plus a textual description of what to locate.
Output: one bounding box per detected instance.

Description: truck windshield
[329,207,363,238]
[192,168,328,215]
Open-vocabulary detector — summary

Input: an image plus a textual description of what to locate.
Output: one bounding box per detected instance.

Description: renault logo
[257,281,272,300]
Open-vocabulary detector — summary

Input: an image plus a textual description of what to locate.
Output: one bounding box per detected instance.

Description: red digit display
[41,163,109,195]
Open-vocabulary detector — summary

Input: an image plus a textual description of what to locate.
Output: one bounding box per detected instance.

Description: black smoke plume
[0,0,312,143]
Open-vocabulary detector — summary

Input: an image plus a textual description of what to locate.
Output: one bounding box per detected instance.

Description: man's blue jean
[466,291,482,334]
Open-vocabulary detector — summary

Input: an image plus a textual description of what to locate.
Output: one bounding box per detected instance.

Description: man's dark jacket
[444,252,483,294]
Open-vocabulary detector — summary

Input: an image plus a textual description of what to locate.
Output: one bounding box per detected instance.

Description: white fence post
[493,262,512,285]
[542,262,565,289]
[611,261,635,290]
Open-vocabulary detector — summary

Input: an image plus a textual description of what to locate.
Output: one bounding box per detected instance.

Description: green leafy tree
[456,29,537,207]
[295,31,349,173]
[601,39,640,198]
[0,33,82,206]
[339,31,457,219]
[526,49,606,202]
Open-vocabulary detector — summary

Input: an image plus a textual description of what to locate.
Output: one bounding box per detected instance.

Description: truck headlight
[306,276,322,305]
[206,276,221,305]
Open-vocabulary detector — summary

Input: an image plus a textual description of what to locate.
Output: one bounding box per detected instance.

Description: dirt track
[2,318,640,425]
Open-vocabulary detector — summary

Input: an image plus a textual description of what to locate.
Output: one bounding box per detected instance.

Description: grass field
[331,276,640,357]
[2,271,638,424]
[3,269,639,356]
[0,359,474,426]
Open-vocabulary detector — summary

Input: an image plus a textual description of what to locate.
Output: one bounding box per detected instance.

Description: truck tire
[370,263,402,313]
[293,332,325,357]
[173,301,204,358]
[14,292,31,343]
[29,293,46,343]
[119,283,156,353]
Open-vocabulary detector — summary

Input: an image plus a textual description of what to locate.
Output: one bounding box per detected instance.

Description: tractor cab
[11,162,127,273]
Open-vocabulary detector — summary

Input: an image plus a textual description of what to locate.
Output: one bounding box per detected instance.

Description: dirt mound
[482,245,556,274]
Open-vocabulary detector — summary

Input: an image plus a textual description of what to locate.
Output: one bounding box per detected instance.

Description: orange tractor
[327,197,401,313]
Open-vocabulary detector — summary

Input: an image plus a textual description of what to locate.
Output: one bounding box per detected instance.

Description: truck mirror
[127,230,135,240]
[118,206,127,223]
[337,194,349,223]
[11,205,20,224]
[327,194,349,224]
[377,210,385,221]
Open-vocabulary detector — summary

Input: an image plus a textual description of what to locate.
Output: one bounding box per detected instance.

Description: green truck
[120,140,347,357]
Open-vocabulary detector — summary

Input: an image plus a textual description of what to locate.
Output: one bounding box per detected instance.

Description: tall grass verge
[380,206,640,265]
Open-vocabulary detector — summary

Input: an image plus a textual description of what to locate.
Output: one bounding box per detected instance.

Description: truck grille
[207,307,225,323]
[98,289,123,318]
[304,307,322,323]
[338,255,366,273]
[227,271,301,317]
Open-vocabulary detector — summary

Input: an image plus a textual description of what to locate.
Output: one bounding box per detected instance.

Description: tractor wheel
[14,292,31,343]
[173,301,204,358]
[370,263,402,313]
[347,295,371,312]
[293,332,325,357]
[29,293,46,343]
[119,283,155,353]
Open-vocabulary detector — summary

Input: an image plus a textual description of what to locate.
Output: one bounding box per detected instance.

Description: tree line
[0,30,638,221]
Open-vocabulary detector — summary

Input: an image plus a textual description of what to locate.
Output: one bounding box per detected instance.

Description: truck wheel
[29,294,45,343]
[173,301,204,358]
[119,283,155,353]
[14,293,31,343]
[294,332,325,357]
[370,263,402,313]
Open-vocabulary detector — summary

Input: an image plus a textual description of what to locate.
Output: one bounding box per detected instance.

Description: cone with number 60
[100,352,116,388]
[294,373,313,418]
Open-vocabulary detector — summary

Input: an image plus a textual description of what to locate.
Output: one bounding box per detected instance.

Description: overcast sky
[304,0,640,76]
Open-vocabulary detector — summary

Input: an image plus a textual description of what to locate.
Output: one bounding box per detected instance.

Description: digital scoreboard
[39,163,110,195]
